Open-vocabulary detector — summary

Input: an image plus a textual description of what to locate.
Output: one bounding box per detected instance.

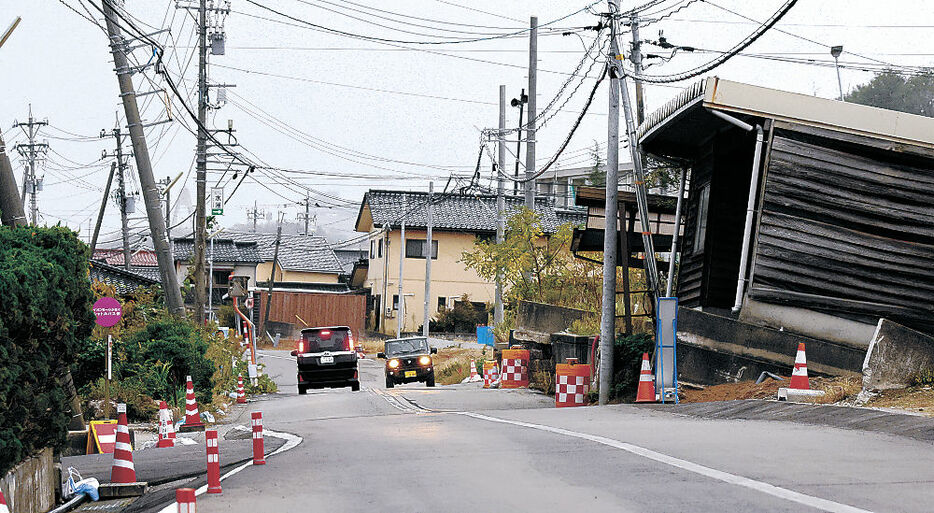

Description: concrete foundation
[861,318,934,393]
[1,447,56,513]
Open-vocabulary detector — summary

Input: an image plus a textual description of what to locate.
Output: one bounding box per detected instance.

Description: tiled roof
[88,260,160,295]
[93,248,160,267]
[334,249,367,273]
[225,232,344,274]
[172,238,264,264]
[359,190,587,233]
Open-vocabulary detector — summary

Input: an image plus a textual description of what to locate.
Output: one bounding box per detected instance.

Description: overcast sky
[1,0,931,247]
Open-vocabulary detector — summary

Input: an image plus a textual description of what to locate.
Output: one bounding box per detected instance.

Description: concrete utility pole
[495,85,506,326]
[524,16,538,209]
[248,200,263,232]
[422,182,433,338]
[297,194,314,236]
[89,163,117,253]
[101,0,185,316]
[14,105,49,226]
[262,220,282,334]
[629,15,646,124]
[101,124,132,271]
[0,132,27,227]
[599,0,622,406]
[193,0,209,323]
[159,172,183,254]
[397,215,406,339]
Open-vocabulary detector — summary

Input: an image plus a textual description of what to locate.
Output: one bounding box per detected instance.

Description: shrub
[611,332,655,400]
[83,378,158,422]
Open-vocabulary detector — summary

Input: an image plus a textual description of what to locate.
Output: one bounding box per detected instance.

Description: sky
[0,0,931,249]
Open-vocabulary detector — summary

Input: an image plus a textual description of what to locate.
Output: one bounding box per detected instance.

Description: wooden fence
[257,291,365,338]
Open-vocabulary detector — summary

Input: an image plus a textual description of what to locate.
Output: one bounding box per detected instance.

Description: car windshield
[385,338,429,356]
[302,328,351,352]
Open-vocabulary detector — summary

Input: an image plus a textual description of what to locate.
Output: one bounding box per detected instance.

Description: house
[92,248,161,282]
[354,189,587,336]
[226,232,345,287]
[88,259,159,295]
[624,76,934,383]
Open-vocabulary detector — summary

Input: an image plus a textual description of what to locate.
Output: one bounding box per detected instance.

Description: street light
[831,45,845,101]
[510,89,529,195]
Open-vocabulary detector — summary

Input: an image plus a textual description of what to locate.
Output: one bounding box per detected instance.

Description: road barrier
[790,342,810,390]
[251,412,266,465]
[468,361,480,382]
[110,403,136,483]
[635,352,657,403]
[500,348,529,389]
[157,401,175,448]
[206,430,222,494]
[181,376,205,431]
[236,375,246,404]
[176,488,196,513]
[483,361,499,389]
[555,358,590,408]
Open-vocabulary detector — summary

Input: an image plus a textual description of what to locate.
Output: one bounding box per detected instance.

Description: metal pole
[114,128,131,271]
[629,15,646,124]
[0,132,28,227]
[665,167,688,297]
[495,85,507,326]
[524,16,538,208]
[193,0,209,323]
[423,182,433,337]
[599,1,622,406]
[397,217,406,338]
[101,0,185,316]
[304,194,310,235]
[513,88,525,196]
[834,57,845,101]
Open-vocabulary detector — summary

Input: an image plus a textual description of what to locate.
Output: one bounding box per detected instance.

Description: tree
[845,70,934,117]
[586,140,606,187]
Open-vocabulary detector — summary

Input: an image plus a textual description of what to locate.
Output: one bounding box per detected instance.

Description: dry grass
[432,346,487,385]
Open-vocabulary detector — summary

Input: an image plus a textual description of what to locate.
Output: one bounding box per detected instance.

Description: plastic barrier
[206,430,222,494]
[482,361,499,389]
[500,348,530,389]
[251,412,266,465]
[555,358,591,408]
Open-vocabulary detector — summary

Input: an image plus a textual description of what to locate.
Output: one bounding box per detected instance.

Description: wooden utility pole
[89,162,117,253]
[629,16,646,124]
[101,0,185,316]
[262,222,282,334]
[193,0,209,323]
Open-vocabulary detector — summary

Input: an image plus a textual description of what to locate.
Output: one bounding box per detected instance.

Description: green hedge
[0,226,94,477]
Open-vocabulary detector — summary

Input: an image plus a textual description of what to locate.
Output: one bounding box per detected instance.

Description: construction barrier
[635,352,657,403]
[251,412,265,465]
[110,403,136,483]
[181,375,205,431]
[176,488,196,513]
[86,420,117,454]
[555,358,591,408]
[482,361,499,389]
[206,430,222,494]
[468,361,480,382]
[500,348,529,389]
[790,342,810,390]
[236,375,246,404]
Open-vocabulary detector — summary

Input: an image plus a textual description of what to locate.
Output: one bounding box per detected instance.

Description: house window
[370,240,375,259]
[694,183,711,254]
[378,238,383,258]
[392,294,399,310]
[437,297,447,311]
[405,239,438,259]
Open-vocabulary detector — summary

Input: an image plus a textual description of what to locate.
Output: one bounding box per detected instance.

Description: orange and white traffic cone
[789,342,810,390]
[635,353,657,403]
[236,375,246,404]
[183,376,204,429]
[110,403,136,483]
[469,361,480,382]
[251,411,265,465]
[205,430,222,494]
[0,487,10,513]
[176,488,196,513]
[157,401,175,448]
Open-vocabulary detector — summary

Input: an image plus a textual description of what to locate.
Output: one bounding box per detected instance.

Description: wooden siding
[257,291,366,337]
[749,124,934,334]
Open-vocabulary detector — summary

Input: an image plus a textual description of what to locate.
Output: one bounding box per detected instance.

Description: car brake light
[297,340,305,353]
[347,332,354,351]
[319,330,331,340]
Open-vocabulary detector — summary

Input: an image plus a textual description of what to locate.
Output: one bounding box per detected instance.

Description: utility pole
[262,218,282,334]
[831,45,845,101]
[248,200,264,232]
[158,172,183,253]
[524,16,538,208]
[599,0,622,406]
[192,0,209,324]
[101,0,185,316]
[14,105,49,226]
[101,124,133,271]
[510,88,527,196]
[297,194,314,236]
[422,182,433,338]
[89,162,117,254]
[495,85,506,326]
[397,216,406,339]
[0,131,27,227]
[629,15,646,124]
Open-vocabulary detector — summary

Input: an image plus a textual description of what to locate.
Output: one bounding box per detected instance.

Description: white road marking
[457,411,873,513]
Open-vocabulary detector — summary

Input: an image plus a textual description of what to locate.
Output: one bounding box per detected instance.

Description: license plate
[404,370,416,378]
[320,356,334,364]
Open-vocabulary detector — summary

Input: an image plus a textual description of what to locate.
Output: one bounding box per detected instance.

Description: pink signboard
[92,297,122,327]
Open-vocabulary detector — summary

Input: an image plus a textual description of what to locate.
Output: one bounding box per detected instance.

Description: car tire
[298,385,307,395]
[426,372,436,387]
[385,376,394,389]
[351,382,360,392]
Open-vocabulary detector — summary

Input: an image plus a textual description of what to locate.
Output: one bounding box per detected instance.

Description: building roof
[355,190,587,234]
[172,238,264,265]
[334,248,367,274]
[93,248,159,267]
[88,259,160,295]
[637,76,934,155]
[225,232,344,274]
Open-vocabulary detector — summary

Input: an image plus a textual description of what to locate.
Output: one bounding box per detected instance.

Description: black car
[291,326,360,394]
[378,337,438,388]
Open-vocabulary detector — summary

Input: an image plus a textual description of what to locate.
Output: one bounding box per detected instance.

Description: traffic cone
[183,376,205,429]
[205,430,222,494]
[0,488,10,513]
[236,375,246,404]
[110,403,136,483]
[635,353,657,403]
[251,411,265,465]
[157,401,175,448]
[469,361,479,381]
[789,342,810,390]
[176,488,196,513]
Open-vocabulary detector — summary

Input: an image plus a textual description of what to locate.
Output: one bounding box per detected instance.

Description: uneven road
[191,349,934,513]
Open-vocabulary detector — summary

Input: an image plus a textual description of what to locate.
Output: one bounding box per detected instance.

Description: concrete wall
[516,300,592,334]
[862,318,934,392]
[739,298,876,348]
[1,447,56,513]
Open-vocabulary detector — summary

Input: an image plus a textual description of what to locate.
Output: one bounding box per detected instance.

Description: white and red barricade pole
[110,403,137,483]
[176,488,196,513]
[206,430,222,494]
[236,375,246,404]
[251,411,265,465]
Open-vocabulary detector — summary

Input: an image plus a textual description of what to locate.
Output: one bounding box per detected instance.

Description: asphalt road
[189,350,934,513]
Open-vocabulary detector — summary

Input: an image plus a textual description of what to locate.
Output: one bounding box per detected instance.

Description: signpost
[93,297,122,418]
[211,187,224,215]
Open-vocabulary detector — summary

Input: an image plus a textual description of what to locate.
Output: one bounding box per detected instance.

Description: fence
[256,291,365,338]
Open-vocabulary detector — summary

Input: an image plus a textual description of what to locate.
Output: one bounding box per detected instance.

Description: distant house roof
[355,190,587,234]
[88,260,159,295]
[334,248,367,274]
[172,238,263,264]
[225,232,344,275]
[93,248,159,267]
